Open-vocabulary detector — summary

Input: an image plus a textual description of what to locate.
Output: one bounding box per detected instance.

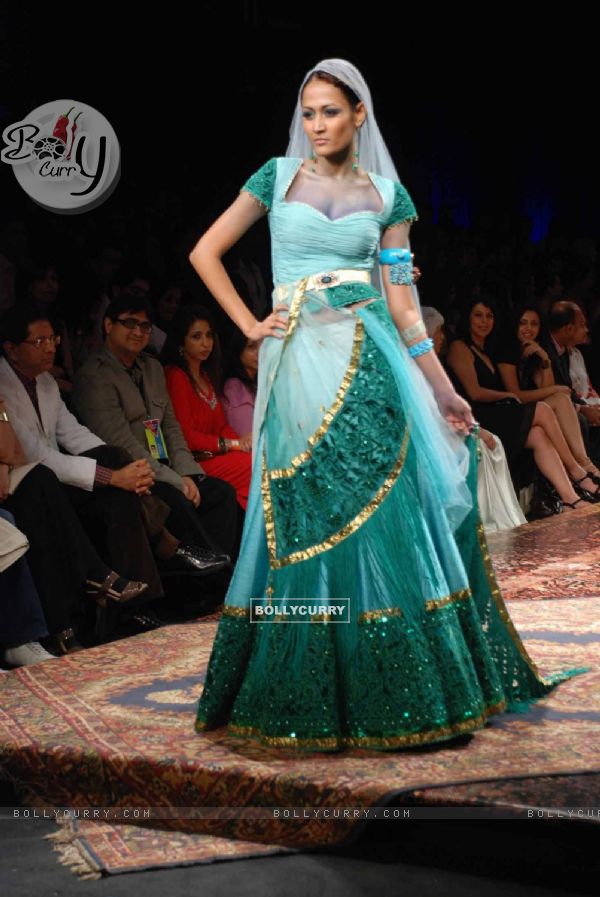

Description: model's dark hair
[548,300,580,331]
[223,325,258,396]
[303,70,361,108]
[160,305,223,394]
[0,303,50,350]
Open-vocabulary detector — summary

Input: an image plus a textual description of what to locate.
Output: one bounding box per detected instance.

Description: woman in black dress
[447,298,598,511]
[497,303,600,490]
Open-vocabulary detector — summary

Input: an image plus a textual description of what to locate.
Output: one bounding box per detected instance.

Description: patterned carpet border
[0,509,599,876]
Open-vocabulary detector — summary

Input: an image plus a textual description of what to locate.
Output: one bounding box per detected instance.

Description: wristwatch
[540,359,550,369]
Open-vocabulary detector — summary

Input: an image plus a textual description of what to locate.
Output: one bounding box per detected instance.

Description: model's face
[184,319,214,366]
[518,311,540,343]
[470,303,494,341]
[105,309,151,360]
[29,267,59,305]
[300,79,365,162]
[240,338,259,377]
[5,319,57,378]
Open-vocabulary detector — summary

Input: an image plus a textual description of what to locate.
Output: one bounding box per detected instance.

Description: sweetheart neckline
[279,157,385,222]
[278,199,384,223]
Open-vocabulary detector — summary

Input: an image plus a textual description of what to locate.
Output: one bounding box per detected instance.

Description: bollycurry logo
[1,99,120,214]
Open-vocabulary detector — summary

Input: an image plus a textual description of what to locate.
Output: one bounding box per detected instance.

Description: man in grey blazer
[71,296,238,562]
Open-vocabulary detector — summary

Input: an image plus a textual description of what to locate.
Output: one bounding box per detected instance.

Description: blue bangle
[379,248,412,265]
[407,337,434,358]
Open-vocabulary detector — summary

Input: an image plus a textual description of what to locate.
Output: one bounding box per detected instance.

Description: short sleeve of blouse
[240,157,277,212]
[384,181,418,230]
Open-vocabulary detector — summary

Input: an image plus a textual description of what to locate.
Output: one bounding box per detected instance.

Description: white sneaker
[3,642,55,667]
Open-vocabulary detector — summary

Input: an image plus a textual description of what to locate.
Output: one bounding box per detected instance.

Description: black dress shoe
[161,544,230,575]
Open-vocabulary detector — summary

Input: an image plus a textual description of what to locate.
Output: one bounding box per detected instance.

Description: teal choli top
[240,157,418,286]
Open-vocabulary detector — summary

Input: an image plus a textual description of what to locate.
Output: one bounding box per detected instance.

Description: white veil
[285,58,421,308]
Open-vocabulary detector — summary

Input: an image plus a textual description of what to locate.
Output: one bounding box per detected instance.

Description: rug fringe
[45,819,102,880]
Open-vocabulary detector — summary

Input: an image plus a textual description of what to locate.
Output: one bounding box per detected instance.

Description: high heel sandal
[561,497,586,511]
[85,571,149,608]
[569,474,600,503]
[581,468,600,487]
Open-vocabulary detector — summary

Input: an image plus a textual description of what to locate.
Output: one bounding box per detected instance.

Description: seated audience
[222,324,259,437]
[162,306,251,511]
[0,507,53,666]
[0,399,148,653]
[16,259,74,394]
[497,304,600,487]
[422,306,526,531]
[446,297,598,513]
[71,296,239,562]
[540,301,600,467]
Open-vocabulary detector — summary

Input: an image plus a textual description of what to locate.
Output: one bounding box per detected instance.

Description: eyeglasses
[116,318,153,334]
[22,334,62,349]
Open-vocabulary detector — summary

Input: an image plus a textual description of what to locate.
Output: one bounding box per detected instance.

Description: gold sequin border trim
[282,275,309,346]
[198,697,507,747]
[269,319,365,480]
[476,520,550,685]
[217,590,471,623]
[221,606,249,618]
[360,588,472,619]
[382,215,419,233]
[261,452,279,560]
[263,426,411,569]
[358,607,404,623]
[425,587,472,612]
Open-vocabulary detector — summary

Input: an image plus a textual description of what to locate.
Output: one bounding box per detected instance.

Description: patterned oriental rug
[0,506,599,878]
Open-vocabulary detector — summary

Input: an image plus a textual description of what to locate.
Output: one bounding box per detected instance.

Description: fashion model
[188,58,582,751]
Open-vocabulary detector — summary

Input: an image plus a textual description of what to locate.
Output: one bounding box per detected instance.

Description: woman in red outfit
[162,306,251,510]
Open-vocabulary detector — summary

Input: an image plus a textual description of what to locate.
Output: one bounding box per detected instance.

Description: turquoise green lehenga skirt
[195,276,585,751]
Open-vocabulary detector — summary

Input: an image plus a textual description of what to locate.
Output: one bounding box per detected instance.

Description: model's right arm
[188,194,288,341]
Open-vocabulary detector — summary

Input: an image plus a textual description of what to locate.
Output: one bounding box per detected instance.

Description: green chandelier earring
[352,128,360,171]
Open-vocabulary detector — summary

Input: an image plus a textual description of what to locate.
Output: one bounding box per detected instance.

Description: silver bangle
[400,320,427,344]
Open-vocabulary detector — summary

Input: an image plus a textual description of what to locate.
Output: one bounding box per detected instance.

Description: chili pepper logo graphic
[1,99,121,214]
[66,111,82,161]
[32,106,82,162]
[52,106,74,143]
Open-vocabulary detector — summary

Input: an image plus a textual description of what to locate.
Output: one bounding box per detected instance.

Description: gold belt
[273,268,372,344]
[273,268,371,305]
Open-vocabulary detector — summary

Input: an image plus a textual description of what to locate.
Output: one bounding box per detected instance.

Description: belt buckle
[317,271,340,287]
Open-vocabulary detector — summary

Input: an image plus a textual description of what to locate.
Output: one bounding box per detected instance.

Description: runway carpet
[0,507,599,877]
